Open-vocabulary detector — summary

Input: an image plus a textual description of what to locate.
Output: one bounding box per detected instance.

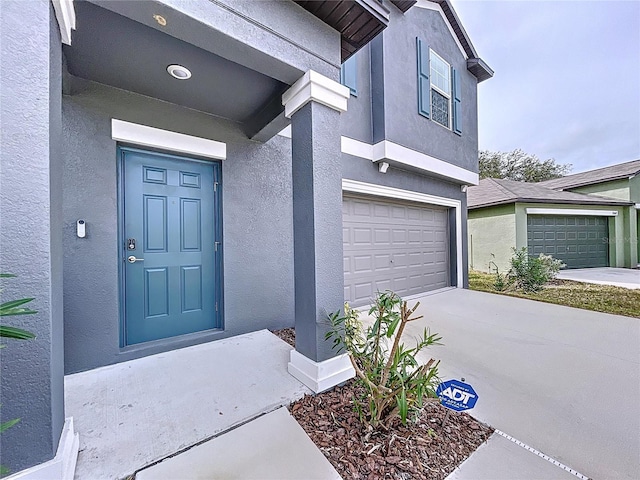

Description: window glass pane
[430,52,450,95]
[431,89,449,128]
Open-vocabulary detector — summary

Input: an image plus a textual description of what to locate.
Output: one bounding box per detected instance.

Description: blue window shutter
[417,38,430,118]
[340,55,357,96]
[452,67,462,135]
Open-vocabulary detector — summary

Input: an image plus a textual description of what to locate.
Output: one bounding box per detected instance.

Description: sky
[451,0,640,174]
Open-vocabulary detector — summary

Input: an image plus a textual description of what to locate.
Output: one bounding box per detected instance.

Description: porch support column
[1,1,78,477]
[282,71,355,393]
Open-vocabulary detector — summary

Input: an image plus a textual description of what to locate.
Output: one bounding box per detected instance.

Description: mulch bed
[272,328,494,479]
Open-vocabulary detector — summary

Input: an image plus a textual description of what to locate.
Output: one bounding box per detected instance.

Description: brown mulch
[273,328,493,479]
[272,327,296,347]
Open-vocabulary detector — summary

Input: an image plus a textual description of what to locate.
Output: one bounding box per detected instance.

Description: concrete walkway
[557,267,640,289]
[65,330,312,480]
[447,433,576,480]
[396,289,640,480]
[136,407,341,480]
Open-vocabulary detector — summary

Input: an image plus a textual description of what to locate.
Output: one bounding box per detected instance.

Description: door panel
[527,215,609,269]
[343,195,450,307]
[121,148,220,345]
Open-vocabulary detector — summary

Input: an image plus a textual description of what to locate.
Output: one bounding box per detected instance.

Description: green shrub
[326,291,441,429]
[507,247,564,293]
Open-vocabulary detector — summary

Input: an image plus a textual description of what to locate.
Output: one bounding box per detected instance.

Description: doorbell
[77,219,86,238]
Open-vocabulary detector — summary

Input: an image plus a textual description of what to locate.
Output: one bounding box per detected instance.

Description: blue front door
[120,147,221,345]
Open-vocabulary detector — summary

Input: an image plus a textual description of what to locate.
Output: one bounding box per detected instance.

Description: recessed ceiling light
[167,64,191,80]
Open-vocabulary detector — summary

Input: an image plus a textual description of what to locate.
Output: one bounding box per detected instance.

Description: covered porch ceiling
[63,0,393,142]
[64,1,288,132]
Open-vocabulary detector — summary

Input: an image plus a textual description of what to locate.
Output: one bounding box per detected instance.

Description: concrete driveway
[557,267,640,289]
[398,289,639,480]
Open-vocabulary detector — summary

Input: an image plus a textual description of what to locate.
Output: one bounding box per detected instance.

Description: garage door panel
[344,195,450,307]
[527,214,608,269]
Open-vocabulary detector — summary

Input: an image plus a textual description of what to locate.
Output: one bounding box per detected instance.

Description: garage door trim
[342,179,463,288]
[526,208,618,217]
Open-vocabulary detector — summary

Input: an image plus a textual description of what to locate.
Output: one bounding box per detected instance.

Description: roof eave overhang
[390,0,417,13]
[469,198,633,210]
[467,57,494,83]
[553,173,640,191]
[294,0,390,62]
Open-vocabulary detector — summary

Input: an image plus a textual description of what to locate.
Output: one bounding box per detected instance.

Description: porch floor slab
[136,407,341,480]
[64,330,311,480]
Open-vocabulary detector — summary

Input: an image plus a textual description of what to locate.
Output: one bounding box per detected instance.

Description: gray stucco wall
[62,81,294,373]
[378,6,479,173]
[340,45,373,144]
[342,155,469,288]
[0,2,64,471]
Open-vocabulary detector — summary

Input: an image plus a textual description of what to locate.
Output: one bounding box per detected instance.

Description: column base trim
[6,417,79,480]
[288,350,355,393]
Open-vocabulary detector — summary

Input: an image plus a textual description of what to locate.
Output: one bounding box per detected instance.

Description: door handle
[127,255,144,263]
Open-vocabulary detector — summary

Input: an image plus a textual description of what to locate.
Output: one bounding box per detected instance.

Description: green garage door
[527,215,609,269]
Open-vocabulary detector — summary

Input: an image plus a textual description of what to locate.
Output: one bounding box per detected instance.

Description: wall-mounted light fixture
[378,162,389,174]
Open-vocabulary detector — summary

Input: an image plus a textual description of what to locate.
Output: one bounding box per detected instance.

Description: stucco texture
[62,82,295,373]
[468,205,516,273]
[0,1,64,472]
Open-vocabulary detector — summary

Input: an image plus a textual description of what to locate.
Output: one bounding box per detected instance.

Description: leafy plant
[0,273,36,476]
[326,291,441,429]
[488,255,506,292]
[506,248,564,293]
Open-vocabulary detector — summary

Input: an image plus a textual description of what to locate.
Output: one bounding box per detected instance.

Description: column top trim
[282,70,350,118]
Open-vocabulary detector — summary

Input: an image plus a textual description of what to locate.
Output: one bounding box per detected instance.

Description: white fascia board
[341,136,479,186]
[379,141,479,185]
[341,136,374,159]
[414,0,468,60]
[342,179,464,287]
[282,70,350,118]
[51,0,76,45]
[111,119,226,160]
[634,203,640,210]
[525,208,619,217]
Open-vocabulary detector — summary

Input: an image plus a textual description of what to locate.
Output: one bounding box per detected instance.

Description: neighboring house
[539,159,640,267]
[0,0,492,475]
[467,177,635,273]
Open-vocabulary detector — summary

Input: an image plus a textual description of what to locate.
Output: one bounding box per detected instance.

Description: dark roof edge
[469,197,633,210]
[431,0,493,82]
[467,58,494,83]
[390,0,417,13]
[554,173,638,191]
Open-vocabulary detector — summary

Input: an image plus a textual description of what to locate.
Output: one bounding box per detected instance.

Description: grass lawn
[469,270,640,318]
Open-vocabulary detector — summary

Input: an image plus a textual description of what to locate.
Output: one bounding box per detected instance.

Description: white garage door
[343,195,450,307]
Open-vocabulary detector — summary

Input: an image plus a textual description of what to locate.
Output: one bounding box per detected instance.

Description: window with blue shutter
[416,37,430,118]
[340,55,357,96]
[418,42,462,134]
[452,67,462,135]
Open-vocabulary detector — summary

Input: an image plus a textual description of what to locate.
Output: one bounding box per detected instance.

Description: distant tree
[479,149,572,182]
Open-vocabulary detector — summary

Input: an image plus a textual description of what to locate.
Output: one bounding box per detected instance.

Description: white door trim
[342,179,464,288]
[111,119,227,160]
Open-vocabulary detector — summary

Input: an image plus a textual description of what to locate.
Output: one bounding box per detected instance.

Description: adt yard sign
[437,379,478,412]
